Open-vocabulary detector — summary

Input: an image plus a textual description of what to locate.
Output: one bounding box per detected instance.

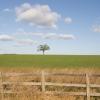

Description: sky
[0,0,100,55]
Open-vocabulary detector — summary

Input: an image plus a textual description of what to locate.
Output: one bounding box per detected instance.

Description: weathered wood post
[41,71,45,92]
[0,72,4,100]
[86,73,90,100]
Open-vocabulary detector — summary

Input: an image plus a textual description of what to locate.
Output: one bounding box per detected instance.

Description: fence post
[86,73,90,100]
[41,71,45,92]
[0,72,4,100]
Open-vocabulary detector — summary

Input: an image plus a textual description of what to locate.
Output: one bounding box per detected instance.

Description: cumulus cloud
[65,17,72,24]
[0,34,14,41]
[15,3,60,28]
[92,25,100,32]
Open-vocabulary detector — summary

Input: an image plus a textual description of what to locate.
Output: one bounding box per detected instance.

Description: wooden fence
[0,71,100,100]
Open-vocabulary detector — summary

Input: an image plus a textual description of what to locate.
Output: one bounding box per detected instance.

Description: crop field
[0,54,100,69]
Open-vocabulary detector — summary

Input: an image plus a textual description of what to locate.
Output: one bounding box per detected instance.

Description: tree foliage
[38,44,50,55]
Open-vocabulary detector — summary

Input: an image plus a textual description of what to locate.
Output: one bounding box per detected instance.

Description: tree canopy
[37,44,50,55]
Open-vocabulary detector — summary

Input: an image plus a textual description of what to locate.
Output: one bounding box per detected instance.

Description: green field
[0,54,100,69]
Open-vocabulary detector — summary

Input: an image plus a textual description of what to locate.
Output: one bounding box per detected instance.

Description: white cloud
[0,34,38,46]
[31,32,44,36]
[43,33,75,40]
[3,8,12,12]
[92,25,100,32]
[18,31,75,40]
[0,32,75,44]
[65,17,72,24]
[0,34,14,41]
[16,39,38,45]
[15,3,60,28]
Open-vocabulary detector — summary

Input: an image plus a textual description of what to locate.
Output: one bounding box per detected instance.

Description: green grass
[0,54,100,68]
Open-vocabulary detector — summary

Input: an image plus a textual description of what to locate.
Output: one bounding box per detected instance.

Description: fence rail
[0,71,100,100]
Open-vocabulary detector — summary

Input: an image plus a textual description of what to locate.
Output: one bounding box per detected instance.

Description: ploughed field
[0,54,100,69]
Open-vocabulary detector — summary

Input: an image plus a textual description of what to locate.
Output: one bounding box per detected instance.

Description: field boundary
[0,71,100,100]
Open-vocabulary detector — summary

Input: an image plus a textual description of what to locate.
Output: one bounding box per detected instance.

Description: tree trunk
[43,50,45,55]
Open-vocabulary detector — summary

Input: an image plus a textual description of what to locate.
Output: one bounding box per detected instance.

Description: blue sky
[0,0,100,55]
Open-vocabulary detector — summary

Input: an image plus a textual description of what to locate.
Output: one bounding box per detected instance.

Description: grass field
[0,54,100,69]
[0,54,100,100]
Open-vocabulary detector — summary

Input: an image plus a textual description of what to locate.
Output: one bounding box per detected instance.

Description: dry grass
[0,67,100,100]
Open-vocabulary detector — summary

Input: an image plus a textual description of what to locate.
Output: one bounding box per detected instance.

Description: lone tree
[37,44,50,55]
